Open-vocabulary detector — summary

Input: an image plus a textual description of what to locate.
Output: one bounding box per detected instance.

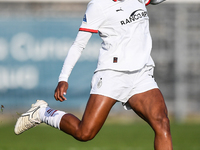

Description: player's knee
[75,130,96,142]
[80,133,95,142]
[152,114,171,134]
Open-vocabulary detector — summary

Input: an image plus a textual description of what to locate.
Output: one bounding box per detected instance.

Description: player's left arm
[145,0,166,6]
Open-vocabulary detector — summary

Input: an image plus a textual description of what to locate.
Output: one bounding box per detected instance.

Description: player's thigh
[128,88,168,126]
[80,94,116,135]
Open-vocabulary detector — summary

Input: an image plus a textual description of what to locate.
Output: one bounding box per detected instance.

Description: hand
[54,81,69,102]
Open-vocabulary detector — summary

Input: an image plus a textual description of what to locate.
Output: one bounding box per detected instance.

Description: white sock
[39,106,66,130]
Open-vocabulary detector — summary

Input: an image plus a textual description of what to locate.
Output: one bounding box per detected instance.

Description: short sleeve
[79,1,105,33]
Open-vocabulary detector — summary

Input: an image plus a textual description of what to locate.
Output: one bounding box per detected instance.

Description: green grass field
[0,121,200,150]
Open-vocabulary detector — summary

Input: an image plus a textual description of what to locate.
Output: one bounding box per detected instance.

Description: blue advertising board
[0,18,101,111]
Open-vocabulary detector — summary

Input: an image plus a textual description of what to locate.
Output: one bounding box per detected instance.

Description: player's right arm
[54,31,92,102]
[54,1,103,102]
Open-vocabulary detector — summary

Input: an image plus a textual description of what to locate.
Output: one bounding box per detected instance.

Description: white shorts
[90,65,159,110]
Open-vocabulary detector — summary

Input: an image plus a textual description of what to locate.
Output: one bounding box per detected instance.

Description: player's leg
[14,94,116,139]
[128,88,173,150]
[60,94,116,141]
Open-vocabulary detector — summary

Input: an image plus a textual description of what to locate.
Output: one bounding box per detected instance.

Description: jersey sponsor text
[120,9,148,25]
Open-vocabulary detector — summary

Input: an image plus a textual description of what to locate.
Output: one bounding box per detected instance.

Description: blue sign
[0,18,101,110]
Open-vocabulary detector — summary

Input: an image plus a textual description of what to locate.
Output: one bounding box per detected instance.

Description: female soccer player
[15,0,173,149]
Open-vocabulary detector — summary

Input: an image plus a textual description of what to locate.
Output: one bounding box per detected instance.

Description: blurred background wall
[0,0,200,122]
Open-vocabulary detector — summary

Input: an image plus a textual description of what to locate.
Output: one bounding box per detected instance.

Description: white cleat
[14,100,48,135]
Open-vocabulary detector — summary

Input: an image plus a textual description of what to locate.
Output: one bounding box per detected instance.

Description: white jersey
[80,0,154,72]
[59,0,155,82]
